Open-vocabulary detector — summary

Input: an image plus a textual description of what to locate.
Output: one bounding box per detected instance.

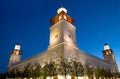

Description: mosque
[8,7,118,74]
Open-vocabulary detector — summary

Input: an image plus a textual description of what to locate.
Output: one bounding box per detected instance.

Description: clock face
[65,32,73,42]
[68,33,72,39]
[54,33,59,41]
[67,32,72,40]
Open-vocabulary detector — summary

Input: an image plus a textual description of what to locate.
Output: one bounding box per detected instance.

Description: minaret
[8,43,22,65]
[102,43,118,72]
[48,7,78,49]
[50,7,74,24]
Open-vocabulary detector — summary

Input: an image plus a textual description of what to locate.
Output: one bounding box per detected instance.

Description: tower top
[11,43,22,55]
[104,43,110,50]
[14,43,21,50]
[104,43,108,45]
[50,7,74,24]
[57,7,67,14]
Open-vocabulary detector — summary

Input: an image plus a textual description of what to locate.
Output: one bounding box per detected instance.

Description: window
[54,34,59,41]
[63,15,67,20]
[106,52,109,55]
[16,50,19,55]
[55,34,58,39]
[59,15,62,20]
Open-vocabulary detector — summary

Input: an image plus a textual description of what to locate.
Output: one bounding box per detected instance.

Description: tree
[14,69,23,78]
[94,67,101,79]
[71,61,84,79]
[114,72,120,78]
[84,65,94,79]
[94,67,115,79]
[0,72,6,79]
[7,69,17,78]
[22,63,34,78]
[42,61,56,79]
[33,63,42,78]
[58,59,72,79]
[96,68,112,79]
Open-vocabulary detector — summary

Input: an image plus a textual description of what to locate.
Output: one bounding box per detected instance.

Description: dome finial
[57,6,67,14]
[14,43,21,50]
[104,43,110,50]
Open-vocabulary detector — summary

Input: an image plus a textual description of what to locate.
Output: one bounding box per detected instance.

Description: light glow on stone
[66,75,71,79]
[46,76,53,79]
[58,75,65,79]
[74,77,84,79]
[63,15,67,20]
[16,51,19,55]
[59,15,62,20]
[57,75,71,79]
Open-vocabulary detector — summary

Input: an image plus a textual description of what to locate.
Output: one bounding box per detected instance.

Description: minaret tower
[102,43,118,72]
[9,43,22,65]
[49,7,78,49]
[47,7,78,61]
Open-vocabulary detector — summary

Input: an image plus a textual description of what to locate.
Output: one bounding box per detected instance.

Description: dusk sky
[0,0,120,72]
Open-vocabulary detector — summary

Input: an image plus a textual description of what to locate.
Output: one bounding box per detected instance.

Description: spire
[102,43,119,72]
[14,43,21,50]
[104,43,111,50]
[8,43,22,66]
[50,7,74,25]
[12,43,22,55]
[57,7,67,14]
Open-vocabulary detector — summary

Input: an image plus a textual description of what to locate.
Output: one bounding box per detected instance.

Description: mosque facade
[8,7,118,73]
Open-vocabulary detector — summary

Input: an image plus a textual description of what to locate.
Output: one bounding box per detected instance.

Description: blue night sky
[0,0,120,72]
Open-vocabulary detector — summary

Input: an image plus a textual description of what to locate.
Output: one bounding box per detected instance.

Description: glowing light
[16,51,19,55]
[63,15,67,20]
[74,77,84,79]
[46,77,53,79]
[106,52,109,55]
[15,44,21,50]
[58,75,65,79]
[59,15,62,20]
[57,7,67,14]
[104,45,110,50]
[57,75,71,79]
[66,75,71,79]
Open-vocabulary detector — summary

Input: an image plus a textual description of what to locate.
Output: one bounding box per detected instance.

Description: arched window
[63,15,67,20]
[59,15,62,20]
